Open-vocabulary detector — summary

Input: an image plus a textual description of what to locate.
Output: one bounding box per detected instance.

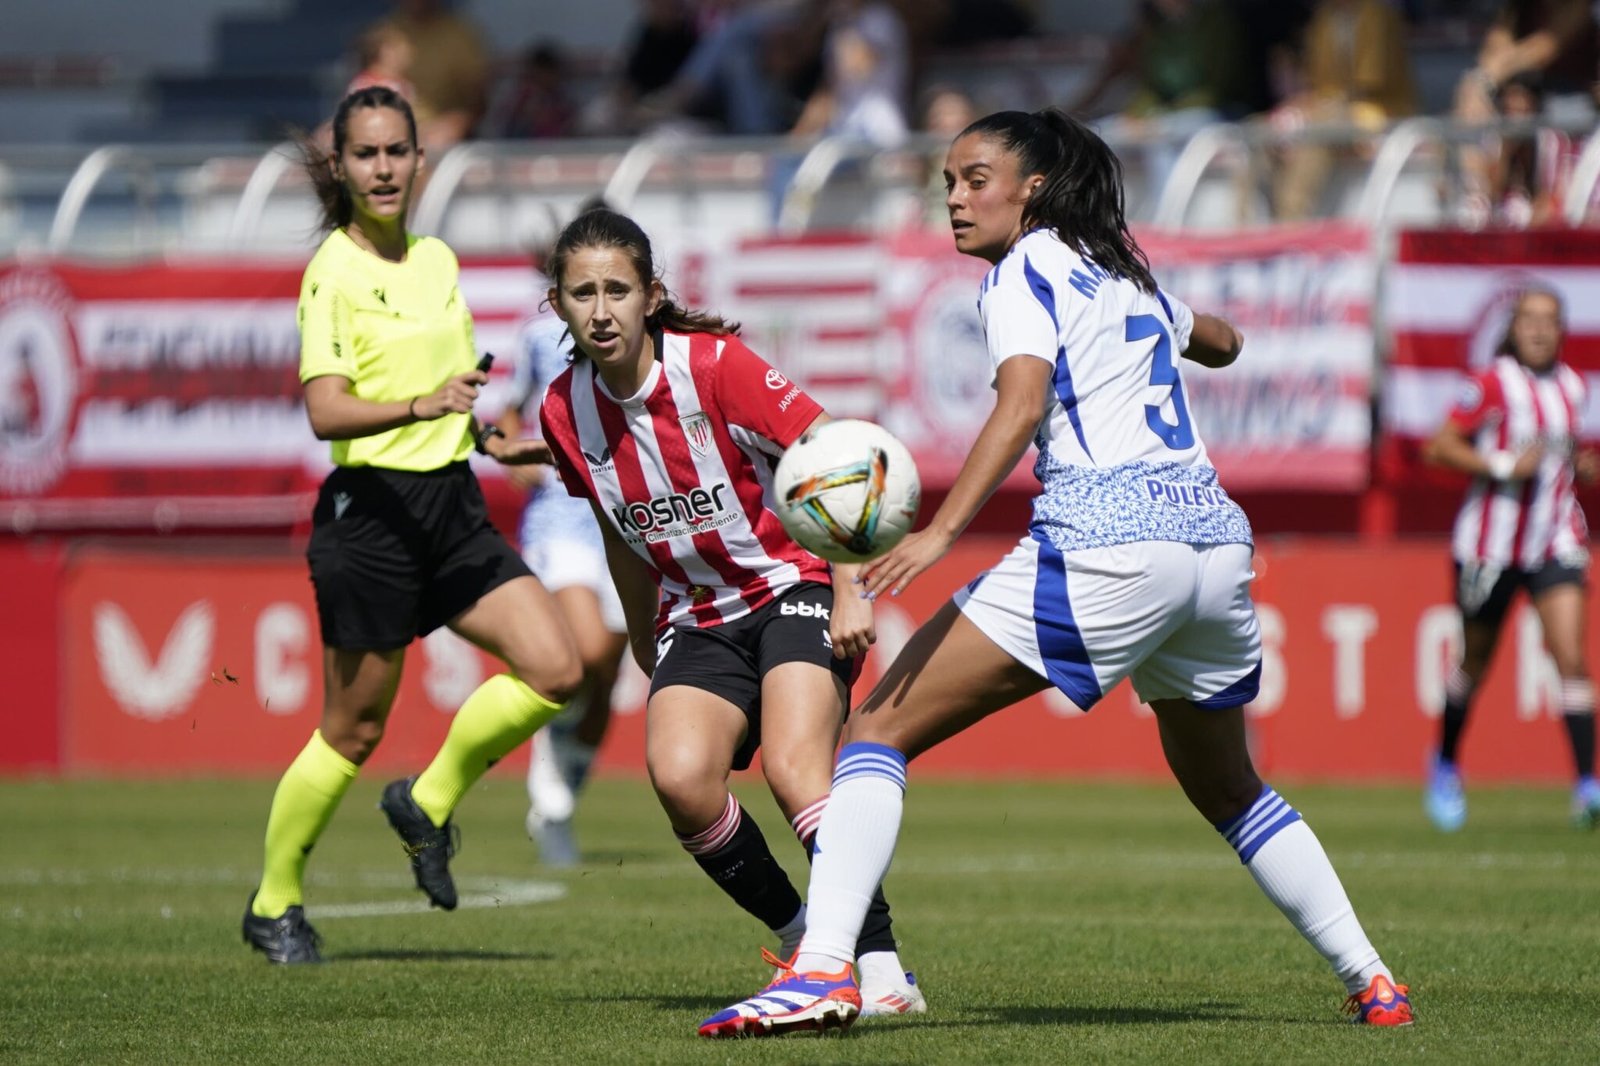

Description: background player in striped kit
[703,108,1409,1037]
[499,284,629,868]
[537,207,924,1016]
[1423,286,1600,830]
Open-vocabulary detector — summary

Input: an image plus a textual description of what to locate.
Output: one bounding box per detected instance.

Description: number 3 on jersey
[1126,313,1194,450]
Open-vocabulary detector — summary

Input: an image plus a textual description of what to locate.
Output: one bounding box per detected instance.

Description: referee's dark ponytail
[961,108,1156,295]
[548,207,739,342]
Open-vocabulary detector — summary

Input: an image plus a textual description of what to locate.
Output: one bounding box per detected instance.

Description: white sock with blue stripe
[1217,786,1391,995]
[791,742,908,973]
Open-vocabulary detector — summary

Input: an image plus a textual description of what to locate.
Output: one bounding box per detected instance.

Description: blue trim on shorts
[1194,661,1262,710]
[1030,535,1102,709]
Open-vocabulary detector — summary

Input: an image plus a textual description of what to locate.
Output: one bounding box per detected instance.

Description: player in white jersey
[1422,287,1600,831]
[499,307,630,866]
[703,108,1411,1038]
[538,207,926,1017]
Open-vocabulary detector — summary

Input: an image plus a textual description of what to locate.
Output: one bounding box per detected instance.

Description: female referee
[537,207,925,1017]
[242,86,581,964]
[703,109,1411,1037]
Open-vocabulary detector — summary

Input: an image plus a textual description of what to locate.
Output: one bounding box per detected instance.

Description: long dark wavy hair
[1497,285,1565,361]
[298,86,419,234]
[547,207,738,347]
[960,107,1156,294]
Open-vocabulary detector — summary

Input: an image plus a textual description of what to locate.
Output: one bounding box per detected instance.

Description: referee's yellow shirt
[297,228,477,471]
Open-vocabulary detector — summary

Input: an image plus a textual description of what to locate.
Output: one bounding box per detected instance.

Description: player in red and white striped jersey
[542,325,829,632]
[538,207,925,1017]
[1424,287,1600,830]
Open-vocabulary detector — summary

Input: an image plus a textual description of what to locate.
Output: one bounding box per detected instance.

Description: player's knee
[840,708,897,750]
[647,754,722,825]
[322,717,384,764]
[758,748,827,803]
[1200,772,1266,825]
[510,647,583,705]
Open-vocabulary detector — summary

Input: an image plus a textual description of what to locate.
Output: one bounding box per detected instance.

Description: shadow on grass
[963,1002,1250,1027]
[585,997,1250,1028]
[570,849,661,867]
[582,994,730,1013]
[332,948,555,964]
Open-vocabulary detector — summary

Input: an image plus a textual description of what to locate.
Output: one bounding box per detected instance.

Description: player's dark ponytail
[297,86,420,233]
[547,207,739,345]
[961,107,1157,295]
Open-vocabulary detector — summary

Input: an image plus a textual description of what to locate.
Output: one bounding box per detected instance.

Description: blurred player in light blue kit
[499,288,629,867]
[701,108,1411,1037]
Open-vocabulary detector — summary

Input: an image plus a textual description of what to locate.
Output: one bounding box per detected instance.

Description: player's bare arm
[302,368,488,440]
[828,562,874,660]
[859,354,1051,600]
[497,407,552,486]
[1182,314,1243,368]
[1424,418,1542,480]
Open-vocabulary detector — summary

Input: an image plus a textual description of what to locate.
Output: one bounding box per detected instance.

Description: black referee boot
[379,777,460,910]
[242,893,323,964]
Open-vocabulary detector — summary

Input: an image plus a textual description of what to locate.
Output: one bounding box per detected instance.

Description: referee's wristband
[474,423,505,455]
[1485,450,1516,481]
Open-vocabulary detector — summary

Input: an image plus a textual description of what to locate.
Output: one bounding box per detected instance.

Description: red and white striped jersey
[539,330,830,633]
[1447,354,1590,569]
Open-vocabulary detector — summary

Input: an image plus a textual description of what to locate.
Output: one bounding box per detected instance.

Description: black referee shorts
[650,582,860,771]
[306,462,532,650]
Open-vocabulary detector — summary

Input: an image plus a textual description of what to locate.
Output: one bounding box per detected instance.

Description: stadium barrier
[4,536,1587,782]
[2,223,1379,529]
[12,224,1600,532]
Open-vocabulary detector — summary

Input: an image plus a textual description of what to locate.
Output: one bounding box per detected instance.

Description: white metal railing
[5,117,1600,258]
[776,135,883,235]
[1151,123,1250,229]
[602,129,688,212]
[411,140,494,237]
[48,144,143,251]
[226,141,299,244]
[1353,117,1445,229]
[1565,132,1600,225]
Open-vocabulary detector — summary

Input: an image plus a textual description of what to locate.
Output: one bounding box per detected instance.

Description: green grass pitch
[3,775,1598,1064]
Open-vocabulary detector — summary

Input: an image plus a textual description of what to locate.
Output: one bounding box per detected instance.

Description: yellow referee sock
[411,674,567,827]
[252,730,359,918]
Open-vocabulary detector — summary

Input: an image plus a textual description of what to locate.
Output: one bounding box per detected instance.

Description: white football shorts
[521,535,627,634]
[953,535,1261,710]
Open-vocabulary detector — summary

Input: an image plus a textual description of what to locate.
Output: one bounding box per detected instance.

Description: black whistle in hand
[477,353,495,373]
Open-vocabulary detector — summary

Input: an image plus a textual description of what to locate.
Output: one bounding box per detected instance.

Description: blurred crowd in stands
[343,0,1600,227]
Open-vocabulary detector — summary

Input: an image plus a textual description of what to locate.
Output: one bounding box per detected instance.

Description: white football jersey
[979,229,1252,551]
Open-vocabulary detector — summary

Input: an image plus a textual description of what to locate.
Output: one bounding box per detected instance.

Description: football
[773,419,921,563]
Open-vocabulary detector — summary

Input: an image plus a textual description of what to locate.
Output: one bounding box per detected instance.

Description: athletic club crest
[680,411,713,456]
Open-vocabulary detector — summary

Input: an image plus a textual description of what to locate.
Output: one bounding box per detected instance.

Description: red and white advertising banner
[56,538,1580,782]
[695,225,1374,491]
[1383,229,1600,482]
[1141,225,1375,490]
[0,259,539,531]
[2,230,1373,531]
